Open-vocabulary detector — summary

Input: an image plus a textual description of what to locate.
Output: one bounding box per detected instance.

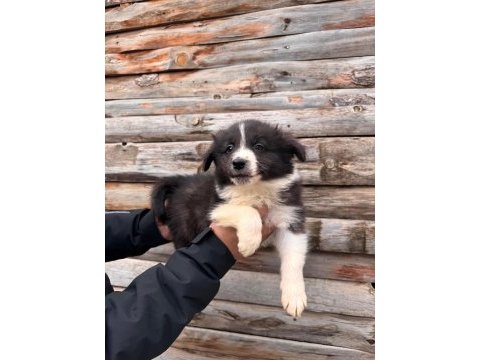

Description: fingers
[254,205,274,241]
[261,221,275,241]
[155,218,173,241]
[255,205,269,220]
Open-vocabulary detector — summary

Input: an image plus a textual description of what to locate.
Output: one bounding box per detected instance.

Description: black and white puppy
[151,120,308,317]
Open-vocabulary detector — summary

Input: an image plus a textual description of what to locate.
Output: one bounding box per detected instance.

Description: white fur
[213,154,308,317]
[213,170,303,259]
[216,171,300,208]
[231,123,258,179]
[239,122,246,147]
[209,204,262,257]
[274,230,308,317]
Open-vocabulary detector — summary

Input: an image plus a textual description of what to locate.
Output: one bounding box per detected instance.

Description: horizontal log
[139,244,374,282]
[106,0,339,33]
[105,182,374,220]
[105,89,375,117]
[316,218,375,254]
[303,186,374,220]
[189,300,374,353]
[106,258,375,317]
[110,289,374,353]
[167,327,373,359]
[105,0,146,7]
[105,137,375,185]
[106,56,375,100]
[106,27,374,75]
[104,211,374,254]
[156,347,213,360]
[104,212,374,254]
[105,0,374,52]
[106,106,375,143]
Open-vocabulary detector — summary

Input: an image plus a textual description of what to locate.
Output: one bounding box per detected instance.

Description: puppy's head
[202,120,305,186]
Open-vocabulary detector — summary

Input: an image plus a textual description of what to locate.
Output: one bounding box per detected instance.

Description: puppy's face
[203,120,305,186]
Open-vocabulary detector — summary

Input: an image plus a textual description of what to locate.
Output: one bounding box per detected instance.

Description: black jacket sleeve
[105,227,235,360]
[105,210,168,262]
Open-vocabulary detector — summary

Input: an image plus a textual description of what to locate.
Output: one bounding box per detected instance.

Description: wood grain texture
[107,214,374,255]
[108,292,375,354]
[168,327,373,360]
[105,0,374,52]
[105,105,374,142]
[106,0,339,33]
[105,88,375,117]
[106,258,375,317]
[105,137,374,185]
[316,218,375,254]
[105,182,374,220]
[189,300,375,353]
[105,0,147,7]
[302,186,374,220]
[138,244,374,282]
[106,27,374,75]
[106,56,375,100]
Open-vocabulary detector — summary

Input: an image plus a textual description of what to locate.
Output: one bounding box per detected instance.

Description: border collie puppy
[151,120,308,317]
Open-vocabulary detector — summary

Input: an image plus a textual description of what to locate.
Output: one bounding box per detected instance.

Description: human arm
[105,228,234,360]
[105,210,169,262]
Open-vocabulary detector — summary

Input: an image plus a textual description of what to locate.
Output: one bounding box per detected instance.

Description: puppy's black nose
[232,159,246,170]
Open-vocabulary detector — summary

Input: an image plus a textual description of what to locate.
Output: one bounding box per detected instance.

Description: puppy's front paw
[281,282,307,318]
[237,228,262,257]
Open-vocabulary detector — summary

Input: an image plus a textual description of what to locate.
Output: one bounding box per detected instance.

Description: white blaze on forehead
[239,122,246,147]
[232,122,258,175]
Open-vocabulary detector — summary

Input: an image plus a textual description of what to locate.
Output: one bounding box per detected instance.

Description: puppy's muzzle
[232,158,247,170]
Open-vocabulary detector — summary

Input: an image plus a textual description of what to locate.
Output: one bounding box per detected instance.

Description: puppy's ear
[202,151,215,171]
[288,138,306,162]
[201,142,215,171]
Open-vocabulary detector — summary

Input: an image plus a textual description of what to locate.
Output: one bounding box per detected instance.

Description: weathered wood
[105,0,374,52]
[317,137,375,185]
[316,218,375,254]
[156,347,217,360]
[111,214,375,254]
[139,244,374,282]
[105,106,375,143]
[105,0,147,8]
[106,56,375,100]
[105,89,375,117]
[106,258,375,317]
[191,300,374,353]
[303,186,374,220]
[105,137,375,185]
[110,289,375,354]
[168,327,373,360]
[106,0,342,33]
[107,214,374,255]
[105,182,375,220]
[106,27,374,75]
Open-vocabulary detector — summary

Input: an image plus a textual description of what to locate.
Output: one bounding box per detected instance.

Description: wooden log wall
[105,0,375,358]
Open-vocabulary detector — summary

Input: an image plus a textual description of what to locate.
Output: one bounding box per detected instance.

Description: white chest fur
[215,171,301,229]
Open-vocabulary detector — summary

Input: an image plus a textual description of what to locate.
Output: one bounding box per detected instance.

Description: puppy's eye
[225,144,234,153]
[254,143,265,151]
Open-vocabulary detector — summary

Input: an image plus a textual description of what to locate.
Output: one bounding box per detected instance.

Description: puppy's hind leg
[274,229,308,317]
[210,204,262,257]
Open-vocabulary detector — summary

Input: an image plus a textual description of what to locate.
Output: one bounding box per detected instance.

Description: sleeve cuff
[175,228,235,280]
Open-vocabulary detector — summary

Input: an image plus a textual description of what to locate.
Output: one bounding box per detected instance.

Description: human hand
[155,199,173,241]
[155,217,173,242]
[210,205,274,261]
